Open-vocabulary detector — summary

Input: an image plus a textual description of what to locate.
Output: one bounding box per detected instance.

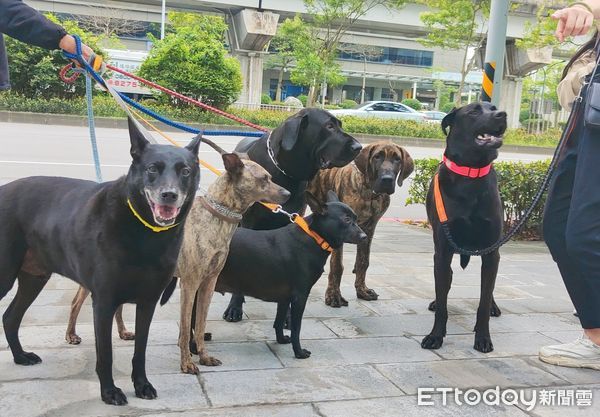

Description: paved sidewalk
[1,222,599,417]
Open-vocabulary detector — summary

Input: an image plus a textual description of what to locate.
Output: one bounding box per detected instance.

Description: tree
[5,14,105,99]
[417,0,490,106]
[289,0,406,106]
[340,42,383,103]
[78,6,146,38]
[266,16,303,102]
[139,12,242,110]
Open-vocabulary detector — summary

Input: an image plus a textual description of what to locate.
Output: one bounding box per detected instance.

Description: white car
[329,101,426,122]
[421,111,447,123]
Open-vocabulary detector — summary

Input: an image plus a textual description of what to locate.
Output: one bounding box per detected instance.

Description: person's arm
[552,2,600,42]
[0,0,92,58]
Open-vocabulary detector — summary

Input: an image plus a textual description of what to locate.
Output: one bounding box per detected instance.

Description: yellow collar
[293,215,333,252]
[127,199,179,233]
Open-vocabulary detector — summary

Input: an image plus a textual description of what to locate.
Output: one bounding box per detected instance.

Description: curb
[0,110,555,155]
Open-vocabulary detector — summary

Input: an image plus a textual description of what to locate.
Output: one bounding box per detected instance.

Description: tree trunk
[276,67,284,102]
[307,84,317,107]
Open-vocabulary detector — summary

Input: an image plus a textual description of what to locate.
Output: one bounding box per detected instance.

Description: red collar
[442,155,492,178]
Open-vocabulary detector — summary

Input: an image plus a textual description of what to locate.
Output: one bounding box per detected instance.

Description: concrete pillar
[412,82,418,99]
[499,77,523,129]
[230,8,279,107]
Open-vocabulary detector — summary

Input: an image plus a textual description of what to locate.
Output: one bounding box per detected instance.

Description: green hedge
[407,158,551,239]
[0,92,562,148]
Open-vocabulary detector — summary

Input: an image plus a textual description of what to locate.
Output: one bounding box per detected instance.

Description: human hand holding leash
[552,2,597,42]
[59,34,94,61]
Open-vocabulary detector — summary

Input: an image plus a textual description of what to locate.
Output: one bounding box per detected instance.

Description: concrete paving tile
[201,365,402,407]
[140,404,318,417]
[451,313,581,334]
[113,342,282,375]
[523,385,600,416]
[206,318,337,342]
[0,347,94,381]
[315,396,530,417]
[540,330,584,344]
[322,314,471,338]
[417,331,561,360]
[268,336,439,368]
[527,357,600,386]
[354,299,416,316]
[376,358,568,395]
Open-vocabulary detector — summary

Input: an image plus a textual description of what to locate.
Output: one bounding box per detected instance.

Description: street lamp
[160,0,166,40]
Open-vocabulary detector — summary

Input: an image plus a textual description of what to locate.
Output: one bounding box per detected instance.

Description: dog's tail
[160,277,178,306]
[460,255,470,269]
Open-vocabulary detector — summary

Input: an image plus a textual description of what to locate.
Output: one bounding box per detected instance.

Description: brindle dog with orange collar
[421,102,507,354]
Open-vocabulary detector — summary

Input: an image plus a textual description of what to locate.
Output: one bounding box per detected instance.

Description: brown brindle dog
[308,141,413,307]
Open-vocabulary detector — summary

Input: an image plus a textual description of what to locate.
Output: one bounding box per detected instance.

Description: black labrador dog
[0,118,200,405]
[162,191,366,359]
[223,108,362,322]
[421,102,507,354]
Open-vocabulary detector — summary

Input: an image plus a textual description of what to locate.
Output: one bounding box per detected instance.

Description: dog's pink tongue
[156,205,179,220]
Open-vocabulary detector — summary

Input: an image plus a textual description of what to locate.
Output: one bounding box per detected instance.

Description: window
[338,45,433,67]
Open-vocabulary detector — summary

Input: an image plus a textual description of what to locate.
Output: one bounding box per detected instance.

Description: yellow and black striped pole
[481,62,496,102]
[481,0,509,105]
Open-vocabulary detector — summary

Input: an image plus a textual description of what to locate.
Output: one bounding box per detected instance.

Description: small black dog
[421,102,507,354]
[0,118,201,405]
[223,108,362,322]
[164,191,366,359]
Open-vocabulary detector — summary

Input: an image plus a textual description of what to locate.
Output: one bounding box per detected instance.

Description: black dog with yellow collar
[0,117,201,405]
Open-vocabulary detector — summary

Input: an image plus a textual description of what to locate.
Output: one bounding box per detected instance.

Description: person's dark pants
[543,102,600,329]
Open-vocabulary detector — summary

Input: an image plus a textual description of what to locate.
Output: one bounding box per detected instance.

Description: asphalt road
[0,122,552,220]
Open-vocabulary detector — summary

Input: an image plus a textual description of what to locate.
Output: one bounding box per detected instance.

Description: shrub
[440,102,455,113]
[406,158,552,239]
[261,94,272,104]
[401,98,423,110]
[297,95,308,107]
[519,108,530,122]
[340,99,358,109]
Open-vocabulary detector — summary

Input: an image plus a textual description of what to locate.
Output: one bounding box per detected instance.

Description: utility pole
[160,0,166,40]
[481,0,509,106]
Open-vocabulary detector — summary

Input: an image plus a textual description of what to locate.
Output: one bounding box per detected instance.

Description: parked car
[329,101,426,122]
[421,110,447,123]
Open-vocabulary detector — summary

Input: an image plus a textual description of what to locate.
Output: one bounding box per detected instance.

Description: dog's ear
[441,108,457,136]
[281,112,309,152]
[395,145,414,187]
[353,145,373,178]
[185,135,202,157]
[222,153,244,177]
[326,190,340,203]
[128,117,150,160]
[305,191,327,215]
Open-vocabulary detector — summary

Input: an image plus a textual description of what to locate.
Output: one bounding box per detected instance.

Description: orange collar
[443,155,492,178]
[293,215,333,252]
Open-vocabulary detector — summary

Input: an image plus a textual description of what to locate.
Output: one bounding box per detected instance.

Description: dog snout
[359,231,367,241]
[160,190,179,204]
[380,174,395,184]
[350,141,362,154]
[278,188,291,203]
[494,111,507,120]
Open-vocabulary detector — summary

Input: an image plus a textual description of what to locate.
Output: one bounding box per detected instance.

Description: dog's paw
[428,300,437,312]
[204,332,212,341]
[101,386,128,406]
[294,348,312,359]
[356,287,379,301]
[189,340,198,355]
[490,303,502,318]
[13,351,42,365]
[474,337,494,353]
[276,335,291,344]
[119,331,135,341]
[325,289,349,308]
[66,333,82,345]
[199,355,222,366]
[223,305,243,322]
[421,334,444,350]
[181,361,199,375]
[134,380,158,400]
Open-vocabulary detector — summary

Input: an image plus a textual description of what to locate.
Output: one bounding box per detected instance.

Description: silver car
[329,101,426,122]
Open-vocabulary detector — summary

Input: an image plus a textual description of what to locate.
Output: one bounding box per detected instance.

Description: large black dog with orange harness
[421,102,507,354]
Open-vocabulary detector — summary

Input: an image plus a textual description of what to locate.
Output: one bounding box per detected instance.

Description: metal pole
[160,0,166,40]
[481,0,510,105]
